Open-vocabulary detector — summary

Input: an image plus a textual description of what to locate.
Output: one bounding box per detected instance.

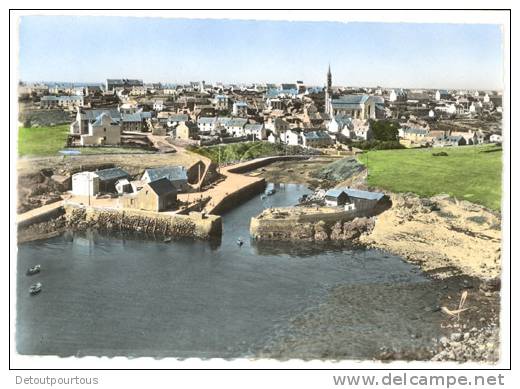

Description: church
[324,66,377,120]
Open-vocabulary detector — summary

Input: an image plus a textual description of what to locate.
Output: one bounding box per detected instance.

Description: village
[12,10,509,369]
[17,66,503,237]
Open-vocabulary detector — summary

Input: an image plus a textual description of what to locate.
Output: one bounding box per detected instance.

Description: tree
[369,119,399,141]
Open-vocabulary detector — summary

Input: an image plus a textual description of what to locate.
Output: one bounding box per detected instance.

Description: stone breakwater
[250,207,375,242]
[64,205,222,240]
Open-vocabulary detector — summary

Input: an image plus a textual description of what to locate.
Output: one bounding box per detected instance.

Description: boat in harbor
[29,282,42,295]
[236,238,244,247]
[265,188,276,196]
[26,264,41,276]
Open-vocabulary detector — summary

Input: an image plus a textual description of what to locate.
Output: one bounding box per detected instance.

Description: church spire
[327,64,332,90]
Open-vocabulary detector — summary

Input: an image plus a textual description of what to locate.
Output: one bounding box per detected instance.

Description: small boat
[236,238,244,247]
[265,188,276,196]
[260,194,267,200]
[163,237,172,243]
[26,264,41,276]
[29,282,42,295]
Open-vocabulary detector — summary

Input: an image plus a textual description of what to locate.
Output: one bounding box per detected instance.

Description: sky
[18,16,504,90]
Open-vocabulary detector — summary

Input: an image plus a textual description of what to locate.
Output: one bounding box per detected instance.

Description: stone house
[176,121,199,140]
[142,166,188,192]
[122,178,177,212]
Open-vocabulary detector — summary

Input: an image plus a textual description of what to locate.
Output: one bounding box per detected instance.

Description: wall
[226,155,309,174]
[64,204,222,240]
[209,179,266,215]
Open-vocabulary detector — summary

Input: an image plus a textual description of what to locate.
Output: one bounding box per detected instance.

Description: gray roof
[144,166,188,183]
[197,117,217,125]
[41,96,59,101]
[244,124,264,131]
[147,178,177,196]
[122,112,151,122]
[333,95,370,104]
[169,114,189,122]
[344,188,385,201]
[334,115,353,129]
[83,108,121,122]
[227,118,248,127]
[122,113,143,122]
[402,127,429,135]
[96,167,130,181]
[303,131,331,140]
[324,188,348,199]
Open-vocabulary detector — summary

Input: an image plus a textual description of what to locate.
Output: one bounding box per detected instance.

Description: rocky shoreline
[359,193,502,362]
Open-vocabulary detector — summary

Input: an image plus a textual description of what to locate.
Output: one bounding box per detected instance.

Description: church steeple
[327,64,332,90]
[325,64,332,114]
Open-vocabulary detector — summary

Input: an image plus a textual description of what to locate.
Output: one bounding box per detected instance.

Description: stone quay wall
[64,204,222,240]
[250,208,375,241]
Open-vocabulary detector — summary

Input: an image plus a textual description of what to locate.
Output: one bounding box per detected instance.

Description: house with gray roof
[122,177,177,212]
[243,123,266,140]
[302,131,333,148]
[324,187,387,212]
[225,118,248,137]
[70,109,122,146]
[232,101,248,117]
[197,117,218,134]
[95,167,130,193]
[327,95,376,120]
[142,166,188,191]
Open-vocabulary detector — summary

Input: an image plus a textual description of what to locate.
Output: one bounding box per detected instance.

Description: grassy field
[357,145,503,211]
[18,125,69,157]
[18,125,154,157]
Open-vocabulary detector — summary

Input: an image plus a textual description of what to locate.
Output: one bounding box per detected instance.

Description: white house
[232,101,248,116]
[264,117,290,134]
[226,118,248,137]
[280,130,301,146]
[435,90,449,101]
[327,115,352,135]
[490,134,502,143]
[197,117,218,134]
[213,95,229,110]
[72,171,100,196]
[153,99,165,112]
[243,124,266,140]
[267,133,280,144]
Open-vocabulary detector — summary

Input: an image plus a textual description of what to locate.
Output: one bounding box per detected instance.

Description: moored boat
[26,264,41,276]
[29,282,42,295]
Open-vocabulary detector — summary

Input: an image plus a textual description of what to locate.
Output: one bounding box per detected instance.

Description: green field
[18,125,154,157]
[356,145,503,211]
[18,125,69,157]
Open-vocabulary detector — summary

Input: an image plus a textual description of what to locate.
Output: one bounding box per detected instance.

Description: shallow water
[17,183,438,358]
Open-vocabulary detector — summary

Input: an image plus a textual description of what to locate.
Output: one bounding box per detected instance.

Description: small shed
[343,188,386,212]
[96,167,131,193]
[324,188,351,207]
[71,171,99,196]
[122,178,177,212]
[115,178,133,195]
